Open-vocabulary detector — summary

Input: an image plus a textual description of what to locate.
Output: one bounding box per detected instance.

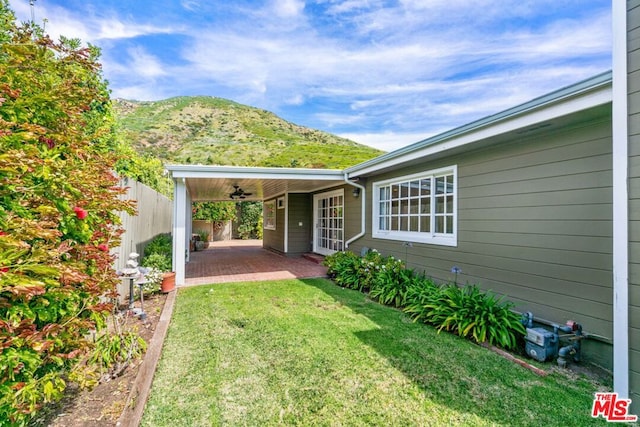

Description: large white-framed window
[372,165,457,246]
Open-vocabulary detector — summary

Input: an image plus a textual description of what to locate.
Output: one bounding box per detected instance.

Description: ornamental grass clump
[417,285,525,350]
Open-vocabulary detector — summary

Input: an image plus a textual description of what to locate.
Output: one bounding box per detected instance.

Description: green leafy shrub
[323,251,362,289]
[325,248,525,352]
[0,4,138,424]
[142,234,173,272]
[143,234,172,259]
[237,201,262,240]
[420,285,525,350]
[192,201,236,222]
[141,253,172,273]
[402,278,442,321]
[370,268,425,308]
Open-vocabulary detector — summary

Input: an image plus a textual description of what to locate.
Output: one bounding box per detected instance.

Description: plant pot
[161,271,176,293]
[195,240,206,251]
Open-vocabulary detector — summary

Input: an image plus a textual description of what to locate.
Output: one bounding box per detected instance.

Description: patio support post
[185,190,192,263]
[173,178,187,286]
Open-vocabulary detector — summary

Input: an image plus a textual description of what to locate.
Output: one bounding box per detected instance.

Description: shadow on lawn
[303,278,604,426]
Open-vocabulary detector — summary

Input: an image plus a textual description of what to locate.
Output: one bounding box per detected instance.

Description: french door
[313,189,344,255]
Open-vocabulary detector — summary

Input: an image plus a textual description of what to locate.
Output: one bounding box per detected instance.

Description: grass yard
[141,278,610,426]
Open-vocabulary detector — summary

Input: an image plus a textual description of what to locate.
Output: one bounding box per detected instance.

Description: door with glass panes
[313,190,344,255]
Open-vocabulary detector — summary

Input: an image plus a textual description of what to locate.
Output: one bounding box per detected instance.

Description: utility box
[525,327,558,362]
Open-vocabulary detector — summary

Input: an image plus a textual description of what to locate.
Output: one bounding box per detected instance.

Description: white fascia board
[347,83,611,178]
[167,165,344,181]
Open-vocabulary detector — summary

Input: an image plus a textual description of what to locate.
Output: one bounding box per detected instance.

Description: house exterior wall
[262,187,362,256]
[628,0,640,408]
[263,198,285,253]
[350,117,614,368]
[287,193,312,255]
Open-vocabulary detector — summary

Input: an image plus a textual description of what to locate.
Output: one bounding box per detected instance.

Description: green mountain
[114,97,384,169]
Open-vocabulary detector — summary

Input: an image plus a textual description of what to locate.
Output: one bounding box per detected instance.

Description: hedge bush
[0,5,137,424]
[323,250,525,351]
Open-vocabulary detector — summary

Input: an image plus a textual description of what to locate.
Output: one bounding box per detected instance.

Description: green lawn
[141,278,610,426]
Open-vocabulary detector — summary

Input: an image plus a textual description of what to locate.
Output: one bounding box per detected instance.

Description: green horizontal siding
[353,117,613,348]
[287,194,312,255]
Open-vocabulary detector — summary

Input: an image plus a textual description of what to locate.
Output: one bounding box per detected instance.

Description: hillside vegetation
[114,97,383,169]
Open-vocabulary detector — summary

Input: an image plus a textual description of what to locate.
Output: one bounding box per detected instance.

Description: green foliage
[142,234,173,272]
[420,285,525,350]
[192,201,236,222]
[237,202,262,240]
[196,229,210,242]
[89,327,146,374]
[113,97,384,169]
[323,250,361,289]
[324,249,525,351]
[0,4,138,424]
[370,268,425,308]
[141,253,172,273]
[113,142,173,197]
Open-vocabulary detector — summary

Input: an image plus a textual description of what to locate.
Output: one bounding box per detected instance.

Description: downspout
[344,174,366,249]
[612,0,629,399]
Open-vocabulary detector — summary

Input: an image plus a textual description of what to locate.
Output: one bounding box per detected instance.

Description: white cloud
[7,0,611,147]
[339,131,437,152]
[271,0,305,18]
[125,47,167,78]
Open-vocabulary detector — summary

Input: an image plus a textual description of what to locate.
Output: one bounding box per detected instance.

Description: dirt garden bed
[30,291,170,427]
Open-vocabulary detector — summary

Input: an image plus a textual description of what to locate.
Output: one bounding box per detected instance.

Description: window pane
[400,216,408,231]
[410,180,420,197]
[435,196,444,213]
[400,182,409,198]
[420,179,431,196]
[420,198,431,214]
[446,216,453,234]
[436,176,445,194]
[400,199,409,214]
[435,216,444,233]
[379,216,388,230]
[379,186,389,201]
[410,216,419,232]
[420,215,430,233]
[391,216,398,230]
[392,184,400,199]
[391,200,399,215]
[379,201,387,215]
[445,175,454,194]
[409,199,418,215]
[446,195,453,213]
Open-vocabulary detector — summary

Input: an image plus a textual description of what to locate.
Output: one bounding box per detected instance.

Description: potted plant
[195,230,210,251]
[142,234,175,293]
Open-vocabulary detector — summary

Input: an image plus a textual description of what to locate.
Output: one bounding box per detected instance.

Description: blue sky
[9,0,611,151]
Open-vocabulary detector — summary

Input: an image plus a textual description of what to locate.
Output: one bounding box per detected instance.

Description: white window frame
[372,165,457,247]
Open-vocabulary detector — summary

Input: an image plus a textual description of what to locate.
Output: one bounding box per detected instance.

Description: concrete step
[302,253,325,264]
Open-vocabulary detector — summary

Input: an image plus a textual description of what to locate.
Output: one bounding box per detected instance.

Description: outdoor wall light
[352,187,361,198]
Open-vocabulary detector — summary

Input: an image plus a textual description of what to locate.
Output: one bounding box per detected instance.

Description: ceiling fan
[229,185,252,200]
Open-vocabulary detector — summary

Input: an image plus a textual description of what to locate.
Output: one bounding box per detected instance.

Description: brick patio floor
[183,240,327,287]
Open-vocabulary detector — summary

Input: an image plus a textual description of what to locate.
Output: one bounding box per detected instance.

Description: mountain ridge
[113,96,384,169]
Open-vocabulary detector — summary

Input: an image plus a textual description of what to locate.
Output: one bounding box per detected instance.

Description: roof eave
[346,71,613,177]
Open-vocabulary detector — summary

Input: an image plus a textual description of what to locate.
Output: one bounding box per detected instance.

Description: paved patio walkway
[183,240,327,286]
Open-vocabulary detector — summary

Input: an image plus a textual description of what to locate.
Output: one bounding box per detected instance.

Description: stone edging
[116,289,177,427]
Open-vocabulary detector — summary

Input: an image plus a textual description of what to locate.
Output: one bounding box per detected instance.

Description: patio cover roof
[166,164,347,202]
